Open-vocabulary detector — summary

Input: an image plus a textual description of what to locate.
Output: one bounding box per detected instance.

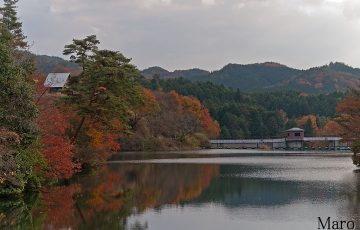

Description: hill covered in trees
[142,62,360,93]
[31,53,81,75]
[33,54,360,93]
[143,78,346,139]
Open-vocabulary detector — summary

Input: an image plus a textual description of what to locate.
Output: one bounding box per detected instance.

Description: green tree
[352,139,360,166]
[0,23,40,195]
[0,0,27,49]
[304,119,313,137]
[247,111,264,138]
[62,35,144,144]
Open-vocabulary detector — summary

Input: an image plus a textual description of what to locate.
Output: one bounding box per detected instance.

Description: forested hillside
[143,62,360,93]
[32,54,81,74]
[143,78,346,139]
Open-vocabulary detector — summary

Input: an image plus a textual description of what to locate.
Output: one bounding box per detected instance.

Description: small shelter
[285,127,304,149]
[44,73,71,93]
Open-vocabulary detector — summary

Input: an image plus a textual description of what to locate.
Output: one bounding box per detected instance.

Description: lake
[1,151,359,230]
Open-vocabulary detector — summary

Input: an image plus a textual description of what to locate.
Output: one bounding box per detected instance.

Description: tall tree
[336,89,360,141]
[0,24,36,146]
[304,119,314,137]
[0,0,27,49]
[0,23,40,194]
[62,35,144,145]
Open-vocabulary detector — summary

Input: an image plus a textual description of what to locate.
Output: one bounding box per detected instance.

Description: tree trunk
[71,116,86,144]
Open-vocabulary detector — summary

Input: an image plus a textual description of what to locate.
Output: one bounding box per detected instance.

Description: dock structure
[210,127,346,151]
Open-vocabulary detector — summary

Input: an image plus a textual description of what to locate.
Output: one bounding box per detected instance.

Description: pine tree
[63,35,144,144]
[0,0,28,49]
[304,119,314,137]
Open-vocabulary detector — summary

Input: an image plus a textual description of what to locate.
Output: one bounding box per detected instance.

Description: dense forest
[143,77,346,139]
[142,62,360,93]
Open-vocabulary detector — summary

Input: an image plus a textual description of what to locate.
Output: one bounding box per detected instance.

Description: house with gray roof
[44,73,71,92]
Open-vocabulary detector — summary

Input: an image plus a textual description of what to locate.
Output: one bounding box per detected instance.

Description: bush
[352,139,360,166]
[352,139,360,155]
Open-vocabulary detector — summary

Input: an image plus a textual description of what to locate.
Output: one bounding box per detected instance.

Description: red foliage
[37,95,80,180]
[35,75,80,180]
[41,184,82,229]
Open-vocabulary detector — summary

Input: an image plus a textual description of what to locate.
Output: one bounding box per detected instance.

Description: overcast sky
[12,0,360,70]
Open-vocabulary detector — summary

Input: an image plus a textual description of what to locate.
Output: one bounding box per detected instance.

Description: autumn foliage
[37,95,80,180]
[336,94,360,141]
[34,76,80,180]
[170,90,220,137]
[297,115,318,131]
[82,119,122,163]
[121,90,220,151]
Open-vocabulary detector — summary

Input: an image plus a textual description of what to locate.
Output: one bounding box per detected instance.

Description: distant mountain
[30,54,360,93]
[192,62,302,91]
[272,63,360,93]
[142,62,360,93]
[31,54,81,75]
[142,66,209,79]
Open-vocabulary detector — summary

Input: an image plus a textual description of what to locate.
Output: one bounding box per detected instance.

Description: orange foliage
[320,121,344,136]
[87,171,123,212]
[170,90,220,137]
[138,88,160,116]
[86,121,122,160]
[170,90,183,112]
[335,95,360,140]
[297,115,318,130]
[336,96,360,114]
[173,165,219,203]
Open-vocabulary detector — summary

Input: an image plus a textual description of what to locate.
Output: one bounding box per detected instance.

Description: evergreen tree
[63,35,144,144]
[304,119,314,137]
[0,23,40,195]
[249,111,264,138]
[0,0,27,49]
[234,88,242,101]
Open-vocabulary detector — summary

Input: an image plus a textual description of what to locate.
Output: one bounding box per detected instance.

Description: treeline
[143,77,346,139]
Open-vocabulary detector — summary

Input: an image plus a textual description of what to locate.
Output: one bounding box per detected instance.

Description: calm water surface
[2,151,359,230]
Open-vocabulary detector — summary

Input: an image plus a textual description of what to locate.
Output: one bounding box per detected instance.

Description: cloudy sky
[12,0,360,70]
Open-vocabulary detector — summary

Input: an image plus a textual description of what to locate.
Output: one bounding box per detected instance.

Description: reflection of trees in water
[189,165,339,208]
[339,169,360,228]
[0,193,43,229]
[0,163,219,229]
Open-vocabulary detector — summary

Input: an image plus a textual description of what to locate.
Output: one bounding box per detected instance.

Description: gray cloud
[10,0,360,70]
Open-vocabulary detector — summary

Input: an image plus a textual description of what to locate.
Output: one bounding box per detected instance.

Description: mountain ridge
[142,62,360,93]
[32,53,360,93]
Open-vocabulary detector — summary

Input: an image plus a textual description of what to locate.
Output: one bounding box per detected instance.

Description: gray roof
[44,73,71,88]
[286,127,304,132]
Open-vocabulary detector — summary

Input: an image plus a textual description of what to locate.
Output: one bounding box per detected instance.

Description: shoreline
[119,149,353,156]
[109,149,353,164]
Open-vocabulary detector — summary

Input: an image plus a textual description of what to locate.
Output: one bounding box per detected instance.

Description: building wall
[286,131,304,141]
[286,141,303,149]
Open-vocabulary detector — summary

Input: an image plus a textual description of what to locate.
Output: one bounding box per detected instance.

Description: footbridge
[210,128,347,151]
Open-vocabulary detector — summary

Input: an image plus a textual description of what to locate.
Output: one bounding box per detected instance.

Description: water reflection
[1,163,219,229]
[1,155,360,229]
